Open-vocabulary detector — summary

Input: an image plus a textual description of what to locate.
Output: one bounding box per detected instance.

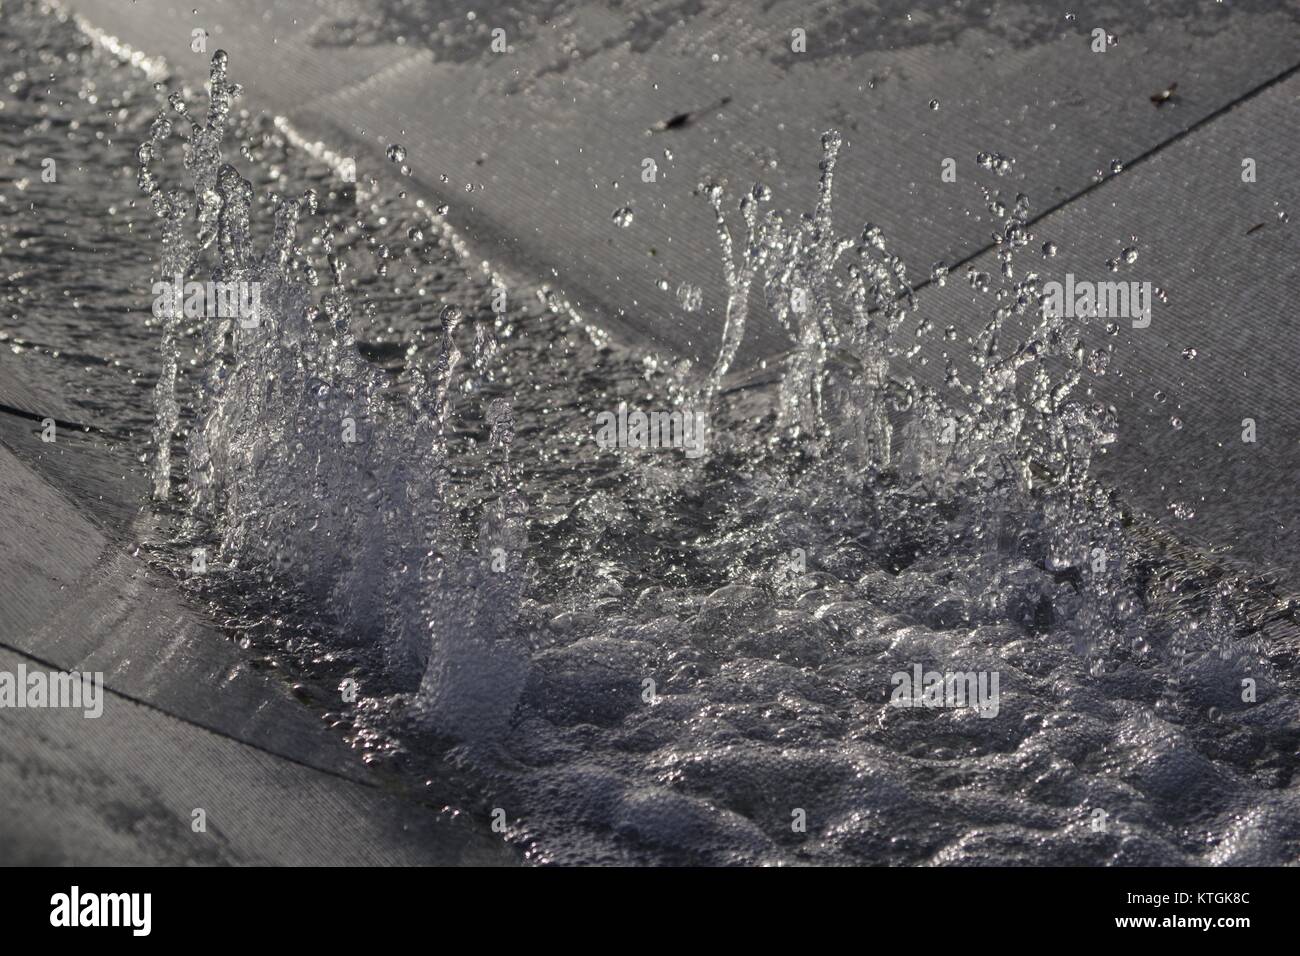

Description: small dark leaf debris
[650,96,732,133]
[1150,82,1178,106]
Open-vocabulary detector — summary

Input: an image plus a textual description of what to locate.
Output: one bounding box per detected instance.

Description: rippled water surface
[4,1,1300,866]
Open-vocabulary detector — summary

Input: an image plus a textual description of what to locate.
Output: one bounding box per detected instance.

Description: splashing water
[138,51,527,737]
[120,48,1300,865]
[693,131,1134,652]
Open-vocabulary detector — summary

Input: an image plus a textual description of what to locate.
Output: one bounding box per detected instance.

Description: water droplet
[928,99,939,110]
[1042,241,1057,258]
[976,151,1015,176]
[966,267,990,292]
[386,143,406,163]
[1182,347,1197,360]
[612,206,634,228]
[1170,416,1183,429]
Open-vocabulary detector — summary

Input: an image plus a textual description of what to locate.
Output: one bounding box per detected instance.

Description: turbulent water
[5,3,1300,866]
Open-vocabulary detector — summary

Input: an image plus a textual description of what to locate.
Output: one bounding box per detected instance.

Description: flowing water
[5,3,1300,865]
